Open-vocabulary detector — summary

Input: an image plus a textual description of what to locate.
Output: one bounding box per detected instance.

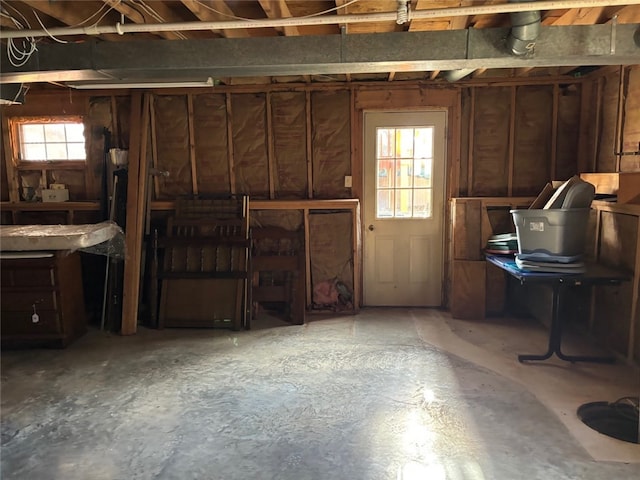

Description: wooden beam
[304,208,312,307]
[149,95,160,199]
[180,0,250,38]
[306,90,313,199]
[467,87,475,196]
[507,86,516,196]
[546,7,606,25]
[388,71,396,82]
[429,70,440,80]
[515,67,535,77]
[266,92,276,199]
[20,0,127,42]
[103,0,184,40]
[615,66,626,172]
[226,93,236,194]
[121,92,148,336]
[551,83,559,180]
[2,118,20,203]
[187,94,198,195]
[258,0,300,36]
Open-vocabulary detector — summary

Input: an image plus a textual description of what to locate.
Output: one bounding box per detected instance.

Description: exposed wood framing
[121,92,148,335]
[615,66,626,171]
[149,95,160,199]
[349,87,359,199]
[2,118,20,203]
[388,72,396,82]
[551,84,559,179]
[467,87,475,195]
[628,215,640,361]
[507,86,516,196]
[429,71,440,80]
[104,0,184,40]
[225,93,236,194]
[258,0,299,36]
[306,90,313,199]
[594,76,604,171]
[180,0,249,38]
[266,92,276,199]
[304,208,312,307]
[187,94,198,195]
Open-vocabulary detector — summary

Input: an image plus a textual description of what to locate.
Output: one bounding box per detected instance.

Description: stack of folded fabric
[485,233,518,255]
[515,253,586,273]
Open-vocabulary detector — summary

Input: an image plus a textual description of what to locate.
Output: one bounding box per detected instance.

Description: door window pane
[375,125,435,219]
[413,189,432,218]
[377,190,394,218]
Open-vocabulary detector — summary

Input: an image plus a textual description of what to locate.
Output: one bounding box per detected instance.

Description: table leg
[518,285,561,363]
[519,285,616,364]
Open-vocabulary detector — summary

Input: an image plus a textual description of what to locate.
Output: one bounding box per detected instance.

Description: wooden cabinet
[1,251,86,348]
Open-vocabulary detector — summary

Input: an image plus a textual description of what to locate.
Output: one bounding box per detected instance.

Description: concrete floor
[1,308,639,480]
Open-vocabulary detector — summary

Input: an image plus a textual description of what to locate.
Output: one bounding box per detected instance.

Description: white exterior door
[363,111,446,306]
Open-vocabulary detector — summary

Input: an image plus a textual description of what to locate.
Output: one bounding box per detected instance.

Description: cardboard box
[42,189,69,202]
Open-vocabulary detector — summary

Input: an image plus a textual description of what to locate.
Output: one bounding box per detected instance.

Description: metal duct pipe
[507,0,541,56]
[444,68,476,82]
[1,0,638,40]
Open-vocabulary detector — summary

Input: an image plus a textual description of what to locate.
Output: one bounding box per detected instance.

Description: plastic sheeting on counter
[0,221,125,258]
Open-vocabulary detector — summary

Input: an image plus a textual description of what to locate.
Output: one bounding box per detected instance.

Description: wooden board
[485,261,506,316]
[450,260,486,320]
[596,69,620,172]
[452,198,482,260]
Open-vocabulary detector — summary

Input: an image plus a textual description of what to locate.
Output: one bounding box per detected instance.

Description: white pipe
[0,0,638,39]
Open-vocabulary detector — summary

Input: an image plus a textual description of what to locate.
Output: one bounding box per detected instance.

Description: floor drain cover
[577,398,639,444]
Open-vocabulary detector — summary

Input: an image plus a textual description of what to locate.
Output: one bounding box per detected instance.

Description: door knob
[368,224,375,231]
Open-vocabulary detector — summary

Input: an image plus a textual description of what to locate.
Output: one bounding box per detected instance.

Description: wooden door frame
[351,87,460,308]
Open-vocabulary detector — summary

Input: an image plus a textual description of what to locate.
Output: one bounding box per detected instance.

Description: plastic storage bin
[510,208,590,257]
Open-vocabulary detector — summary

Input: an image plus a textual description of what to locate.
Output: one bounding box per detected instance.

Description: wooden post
[2,118,20,203]
[593,76,603,172]
[149,95,160,199]
[507,86,516,196]
[467,87,475,196]
[304,208,312,307]
[266,92,276,199]
[306,90,313,199]
[615,66,626,172]
[627,215,640,362]
[121,92,150,335]
[226,93,236,194]
[187,94,198,195]
[551,84,559,180]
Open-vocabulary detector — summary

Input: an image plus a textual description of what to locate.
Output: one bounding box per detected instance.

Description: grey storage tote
[510,208,590,257]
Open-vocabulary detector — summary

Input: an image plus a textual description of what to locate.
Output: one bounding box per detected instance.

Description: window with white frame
[17,120,86,162]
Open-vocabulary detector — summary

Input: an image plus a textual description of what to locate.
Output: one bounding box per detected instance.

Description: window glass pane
[377,128,394,158]
[377,159,394,188]
[396,159,412,188]
[377,189,394,218]
[395,189,412,217]
[67,143,86,160]
[65,123,85,142]
[414,127,433,159]
[21,124,45,143]
[22,143,46,161]
[413,188,432,218]
[414,158,432,187]
[396,128,414,158]
[44,124,66,143]
[46,143,68,160]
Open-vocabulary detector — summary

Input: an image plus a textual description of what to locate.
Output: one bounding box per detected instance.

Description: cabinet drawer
[1,310,60,335]
[1,291,57,311]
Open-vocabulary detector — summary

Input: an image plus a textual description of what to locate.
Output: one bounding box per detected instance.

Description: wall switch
[344,176,352,188]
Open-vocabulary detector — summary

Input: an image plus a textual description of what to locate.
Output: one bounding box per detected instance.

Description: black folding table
[486,255,629,363]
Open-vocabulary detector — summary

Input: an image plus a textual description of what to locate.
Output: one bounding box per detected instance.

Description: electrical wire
[132,0,188,39]
[33,10,68,44]
[1,5,37,67]
[190,0,360,23]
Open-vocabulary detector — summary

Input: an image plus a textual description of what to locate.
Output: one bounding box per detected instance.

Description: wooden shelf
[1,201,100,211]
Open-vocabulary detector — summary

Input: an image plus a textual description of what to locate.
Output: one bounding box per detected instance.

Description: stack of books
[485,233,518,255]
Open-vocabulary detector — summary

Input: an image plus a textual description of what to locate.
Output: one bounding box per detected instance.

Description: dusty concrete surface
[1,309,639,479]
